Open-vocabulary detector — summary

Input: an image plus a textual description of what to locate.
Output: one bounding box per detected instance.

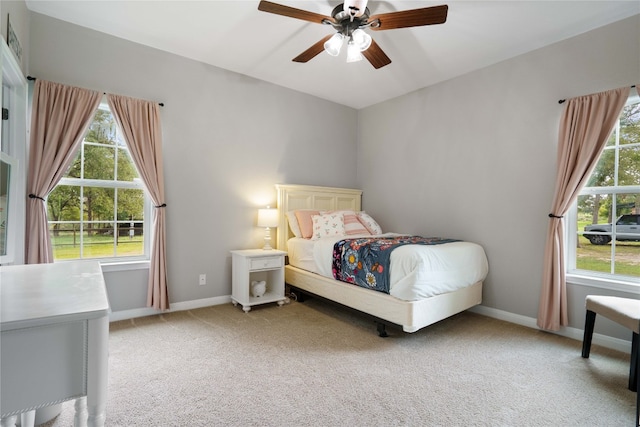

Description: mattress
[287,234,489,301]
[286,236,320,273]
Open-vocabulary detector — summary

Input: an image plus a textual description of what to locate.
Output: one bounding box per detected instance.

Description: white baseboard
[109,298,631,354]
[469,305,632,354]
[109,295,232,322]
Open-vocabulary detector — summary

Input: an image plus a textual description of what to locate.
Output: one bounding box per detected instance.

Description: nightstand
[230,249,287,312]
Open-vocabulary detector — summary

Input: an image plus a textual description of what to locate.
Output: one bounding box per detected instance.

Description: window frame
[565,92,640,292]
[48,103,151,263]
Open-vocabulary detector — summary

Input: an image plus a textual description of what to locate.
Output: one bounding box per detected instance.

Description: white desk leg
[74,397,88,427]
[20,411,35,427]
[86,316,109,427]
[0,416,17,427]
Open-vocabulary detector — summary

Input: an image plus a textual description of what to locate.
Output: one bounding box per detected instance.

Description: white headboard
[275,184,362,251]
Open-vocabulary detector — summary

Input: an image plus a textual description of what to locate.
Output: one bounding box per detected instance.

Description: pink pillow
[343,212,371,235]
[294,210,321,239]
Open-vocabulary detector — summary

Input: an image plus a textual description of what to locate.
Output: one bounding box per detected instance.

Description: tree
[48,108,144,237]
[577,102,640,224]
[47,186,80,236]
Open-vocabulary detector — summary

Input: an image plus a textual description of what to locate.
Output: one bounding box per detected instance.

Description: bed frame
[275,184,483,336]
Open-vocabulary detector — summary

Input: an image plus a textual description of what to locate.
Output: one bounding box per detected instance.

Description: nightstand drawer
[250,256,283,270]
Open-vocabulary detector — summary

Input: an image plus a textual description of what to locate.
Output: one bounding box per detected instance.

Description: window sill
[566,273,640,295]
[100,260,150,273]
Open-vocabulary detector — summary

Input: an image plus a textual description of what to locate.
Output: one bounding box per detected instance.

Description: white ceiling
[25,1,639,109]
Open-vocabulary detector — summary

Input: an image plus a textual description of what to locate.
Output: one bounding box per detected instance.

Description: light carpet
[41,298,634,426]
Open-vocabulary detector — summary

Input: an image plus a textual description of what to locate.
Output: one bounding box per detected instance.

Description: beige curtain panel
[107,94,169,310]
[537,86,630,331]
[25,80,102,264]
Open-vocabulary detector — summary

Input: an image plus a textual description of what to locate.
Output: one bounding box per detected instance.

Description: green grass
[576,220,639,277]
[52,232,143,259]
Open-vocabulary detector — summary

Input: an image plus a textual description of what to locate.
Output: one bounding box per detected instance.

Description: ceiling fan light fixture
[346,40,364,63]
[324,33,344,56]
[257,0,448,69]
[352,29,372,51]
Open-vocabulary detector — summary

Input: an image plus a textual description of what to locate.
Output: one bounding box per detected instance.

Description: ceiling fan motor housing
[328,3,374,37]
[343,0,369,18]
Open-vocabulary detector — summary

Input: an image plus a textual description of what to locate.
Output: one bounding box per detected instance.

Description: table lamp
[257,206,278,250]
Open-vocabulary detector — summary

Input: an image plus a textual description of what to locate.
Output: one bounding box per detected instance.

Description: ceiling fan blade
[258,1,332,25]
[362,39,391,69]
[292,35,333,63]
[369,4,448,31]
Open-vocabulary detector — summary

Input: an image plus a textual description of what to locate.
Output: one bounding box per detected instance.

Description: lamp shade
[352,29,372,51]
[257,208,279,228]
[346,41,364,63]
[324,33,344,57]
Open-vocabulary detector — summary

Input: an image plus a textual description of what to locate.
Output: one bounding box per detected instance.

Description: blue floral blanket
[332,236,459,294]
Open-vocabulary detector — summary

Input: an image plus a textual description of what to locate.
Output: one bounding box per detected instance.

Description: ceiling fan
[257,0,448,69]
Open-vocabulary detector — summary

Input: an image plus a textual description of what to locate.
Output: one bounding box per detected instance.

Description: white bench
[581,295,639,426]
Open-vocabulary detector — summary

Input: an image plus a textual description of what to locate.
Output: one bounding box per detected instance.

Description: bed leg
[376,322,389,338]
[287,286,305,303]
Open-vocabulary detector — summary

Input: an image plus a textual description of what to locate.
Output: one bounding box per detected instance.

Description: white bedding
[287,234,488,301]
[286,236,319,273]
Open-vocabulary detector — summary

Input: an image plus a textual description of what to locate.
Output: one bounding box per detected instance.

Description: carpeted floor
[40,298,634,426]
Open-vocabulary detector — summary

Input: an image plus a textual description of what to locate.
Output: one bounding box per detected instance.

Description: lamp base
[262,228,273,250]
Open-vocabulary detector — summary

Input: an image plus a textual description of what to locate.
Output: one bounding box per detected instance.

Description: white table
[231,249,287,312]
[0,261,110,427]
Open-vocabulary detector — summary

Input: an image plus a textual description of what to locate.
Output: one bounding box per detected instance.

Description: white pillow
[311,212,345,240]
[286,211,302,237]
[356,211,382,235]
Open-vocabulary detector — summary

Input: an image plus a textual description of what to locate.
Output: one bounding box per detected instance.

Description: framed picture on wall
[6,15,22,63]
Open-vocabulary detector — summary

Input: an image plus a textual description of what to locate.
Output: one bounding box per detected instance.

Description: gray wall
[24,5,640,342]
[28,12,358,310]
[1,0,29,73]
[357,15,640,339]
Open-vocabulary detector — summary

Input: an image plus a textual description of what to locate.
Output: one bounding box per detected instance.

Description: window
[47,103,150,261]
[1,40,28,265]
[567,92,640,284]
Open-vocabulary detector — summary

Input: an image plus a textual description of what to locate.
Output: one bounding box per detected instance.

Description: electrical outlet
[199,274,206,286]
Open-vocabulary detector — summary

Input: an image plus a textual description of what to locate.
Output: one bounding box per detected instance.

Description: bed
[275,184,488,336]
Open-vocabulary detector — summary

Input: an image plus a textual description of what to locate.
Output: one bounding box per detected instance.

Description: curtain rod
[558,85,636,104]
[27,76,164,107]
